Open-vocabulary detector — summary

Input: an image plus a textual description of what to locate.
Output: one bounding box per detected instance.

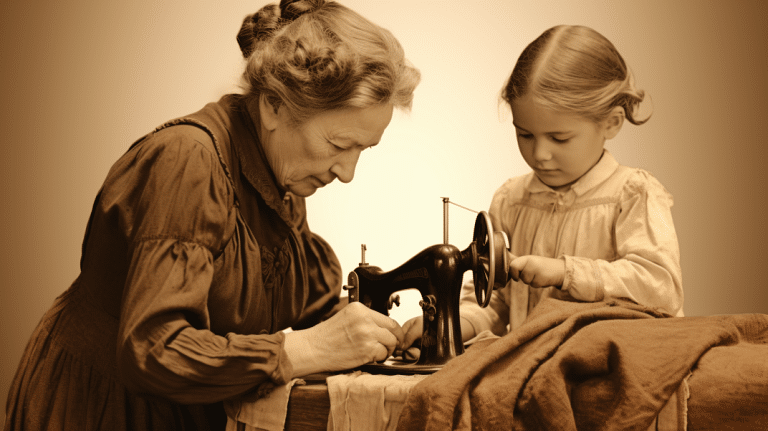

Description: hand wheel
[472,211,509,307]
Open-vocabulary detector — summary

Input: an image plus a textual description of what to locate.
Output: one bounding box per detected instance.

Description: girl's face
[260,98,394,197]
[511,93,621,192]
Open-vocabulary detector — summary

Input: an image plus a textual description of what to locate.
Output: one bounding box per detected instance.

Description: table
[232,369,426,431]
[284,375,331,431]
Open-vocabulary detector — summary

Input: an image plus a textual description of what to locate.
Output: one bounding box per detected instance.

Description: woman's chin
[287,184,320,198]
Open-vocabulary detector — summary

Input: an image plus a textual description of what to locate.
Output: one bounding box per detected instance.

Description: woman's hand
[283,302,404,377]
[509,254,565,288]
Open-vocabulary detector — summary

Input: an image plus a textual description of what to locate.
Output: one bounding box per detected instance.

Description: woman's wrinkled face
[261,101,394,197]
[511,93,615,192]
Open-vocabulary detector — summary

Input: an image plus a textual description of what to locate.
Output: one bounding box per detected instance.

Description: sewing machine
[344,204,510,374]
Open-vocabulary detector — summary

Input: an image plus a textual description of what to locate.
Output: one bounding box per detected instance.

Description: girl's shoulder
[492,172,535,200]
[615,165,674,205]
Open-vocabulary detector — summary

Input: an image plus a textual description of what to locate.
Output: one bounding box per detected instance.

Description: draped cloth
[396,298,768,431]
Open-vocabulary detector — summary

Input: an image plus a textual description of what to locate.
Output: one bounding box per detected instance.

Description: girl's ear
[603,106,625,140]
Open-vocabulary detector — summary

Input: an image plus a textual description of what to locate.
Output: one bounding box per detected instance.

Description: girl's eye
[517,133,533,140]
[552,137,569,143]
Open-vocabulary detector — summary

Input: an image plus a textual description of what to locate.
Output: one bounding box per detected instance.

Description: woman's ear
[603,106,625,140]
[259,93,281,132]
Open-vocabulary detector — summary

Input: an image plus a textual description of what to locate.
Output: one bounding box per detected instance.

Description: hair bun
[238,1,326,58]
[279,0,325,21]
[237,4,281,58]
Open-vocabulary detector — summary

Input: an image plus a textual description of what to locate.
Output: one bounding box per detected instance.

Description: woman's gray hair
[237,0,421,125]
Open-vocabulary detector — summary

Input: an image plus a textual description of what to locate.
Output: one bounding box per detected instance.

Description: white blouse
[461,151,684,334]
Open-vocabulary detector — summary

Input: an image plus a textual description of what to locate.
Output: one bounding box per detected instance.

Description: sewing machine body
[345,211,508,374]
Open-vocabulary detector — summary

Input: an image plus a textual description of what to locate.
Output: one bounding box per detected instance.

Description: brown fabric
[686,342,768,430]
[5,95,343,430]
[396,298,768,431]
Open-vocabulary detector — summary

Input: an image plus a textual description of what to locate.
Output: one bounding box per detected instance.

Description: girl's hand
[395,315,478,361]
[283,302,404,377]
[394,315,424,361]
[400,315,423,353]
[509,255,565,288]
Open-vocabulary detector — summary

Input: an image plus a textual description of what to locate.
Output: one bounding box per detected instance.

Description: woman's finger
[368,310,405,346]
[374,343,390,363]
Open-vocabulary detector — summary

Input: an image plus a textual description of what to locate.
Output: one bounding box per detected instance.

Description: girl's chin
[537,175,576,192]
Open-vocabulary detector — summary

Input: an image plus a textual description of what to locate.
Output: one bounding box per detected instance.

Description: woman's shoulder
[131,122,221,164]
[111,122,231,188]
[93,122,238,249]
[100,122,236,227]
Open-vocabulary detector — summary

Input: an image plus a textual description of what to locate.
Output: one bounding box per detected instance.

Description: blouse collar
[525,150,619,196]
[235,96,294,223]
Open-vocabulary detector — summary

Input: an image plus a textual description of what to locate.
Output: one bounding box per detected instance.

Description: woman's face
[261,100,394,197]
[511,93,619,191]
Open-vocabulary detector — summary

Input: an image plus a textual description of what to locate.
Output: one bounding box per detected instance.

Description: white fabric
[326,371,428,431]
[225,378,305,431]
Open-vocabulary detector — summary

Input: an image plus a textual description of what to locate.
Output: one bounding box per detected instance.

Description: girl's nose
[330,148,362,183]
[533,140,553,162]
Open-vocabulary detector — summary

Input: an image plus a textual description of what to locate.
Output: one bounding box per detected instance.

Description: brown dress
[4,94,343,430]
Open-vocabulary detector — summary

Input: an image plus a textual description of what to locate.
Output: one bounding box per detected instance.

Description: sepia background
[1,0,767,423]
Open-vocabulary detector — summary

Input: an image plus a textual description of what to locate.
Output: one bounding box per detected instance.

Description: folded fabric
[327,371,428,431]
[225,378,306,431]
[397,298,768,431]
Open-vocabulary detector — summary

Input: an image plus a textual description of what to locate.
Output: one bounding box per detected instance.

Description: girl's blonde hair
[237,0,420,125]
[501,25,649,125]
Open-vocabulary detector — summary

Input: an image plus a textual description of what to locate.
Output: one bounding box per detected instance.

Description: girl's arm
[459,277,511,337]
[561,172,683,316]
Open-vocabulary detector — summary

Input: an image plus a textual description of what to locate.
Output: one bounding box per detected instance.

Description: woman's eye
[552,137,569,143]
[517,134,533,140]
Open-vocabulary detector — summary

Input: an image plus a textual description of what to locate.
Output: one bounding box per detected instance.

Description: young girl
[401,25,683,351]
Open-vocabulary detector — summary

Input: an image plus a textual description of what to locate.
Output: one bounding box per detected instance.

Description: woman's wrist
[282,330,320,378]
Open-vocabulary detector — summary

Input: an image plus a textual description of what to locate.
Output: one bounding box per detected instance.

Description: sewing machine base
[358,358,443,375]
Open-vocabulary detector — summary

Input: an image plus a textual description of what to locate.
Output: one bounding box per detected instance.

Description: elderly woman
[4,0,420,429]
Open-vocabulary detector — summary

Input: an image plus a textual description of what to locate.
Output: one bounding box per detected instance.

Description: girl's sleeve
[460,277,510,336]
[561,171,684,316]
[112,130,293,404]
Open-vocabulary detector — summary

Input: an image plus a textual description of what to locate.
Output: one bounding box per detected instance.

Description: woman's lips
[311,176,331,187]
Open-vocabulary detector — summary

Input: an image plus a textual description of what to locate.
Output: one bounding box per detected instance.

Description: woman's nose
[330,149,362,183]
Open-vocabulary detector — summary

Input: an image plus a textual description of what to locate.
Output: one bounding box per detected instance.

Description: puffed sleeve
[109,127,293,404]
[561,170,684,316]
